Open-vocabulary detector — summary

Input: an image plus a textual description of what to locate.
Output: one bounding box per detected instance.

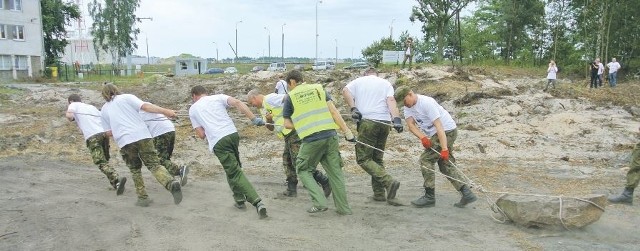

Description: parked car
[344,62,370,70]
[251,66,265,72]
[204,68,224,74]
[224,67,238,74]
[312,61,335,71]
[267,62,286,72]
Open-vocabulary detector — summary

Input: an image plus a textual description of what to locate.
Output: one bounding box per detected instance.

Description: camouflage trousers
[153,131,180,176]
[356,119,395,198]
[120,138,174,199]
[419,129,466,190]
[86,132,118,188]
[213,132,262,205]
[283,131,328,185]
[624,142,640,189]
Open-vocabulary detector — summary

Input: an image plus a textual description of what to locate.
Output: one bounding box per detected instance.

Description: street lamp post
[281,23,286,62]
[389,18,395,39]
[212,42,219,63]
[235,20,242,61]
[315,0,322,63]
[334,39,338,65]
[264,27,270,59]
[135,17,153,74]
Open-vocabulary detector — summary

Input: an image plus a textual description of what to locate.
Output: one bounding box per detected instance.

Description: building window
[180,62,187,70]
[9,0,21,11]
[0,55,11,70]
[14,55,28,70]
[0,25,6,39]
[0,0,4,10]
[11,25,24,40]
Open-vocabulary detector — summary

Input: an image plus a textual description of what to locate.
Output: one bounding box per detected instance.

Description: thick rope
[351,136,605,227]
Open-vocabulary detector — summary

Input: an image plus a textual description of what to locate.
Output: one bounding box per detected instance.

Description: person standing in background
[606,58,621,88]
[544,60,558,91]
[401,37,414,70]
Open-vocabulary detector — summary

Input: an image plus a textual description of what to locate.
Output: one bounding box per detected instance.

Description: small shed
[175,58,208,76]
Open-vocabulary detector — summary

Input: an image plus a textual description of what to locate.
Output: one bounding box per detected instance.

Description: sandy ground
[1,68,640,250]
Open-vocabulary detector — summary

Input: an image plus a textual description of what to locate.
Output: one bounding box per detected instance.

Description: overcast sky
[122,0,425,60]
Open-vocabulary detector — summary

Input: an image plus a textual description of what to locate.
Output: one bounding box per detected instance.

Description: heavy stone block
[495,194,606,230]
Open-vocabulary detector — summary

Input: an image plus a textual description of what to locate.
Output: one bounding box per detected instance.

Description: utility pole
[212,42,218,63]
[135,17,153,72]
[281,23,286,62]
[264,27,270,58]
[389,18,395,39]
[315,0,322,63]
[335,39,338,65]
[235,20,242,61]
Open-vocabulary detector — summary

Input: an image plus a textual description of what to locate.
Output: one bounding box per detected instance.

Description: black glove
[392,117,403,133]
[350,107,362,121]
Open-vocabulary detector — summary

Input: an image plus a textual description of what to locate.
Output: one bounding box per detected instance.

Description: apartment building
[0,0,44,80]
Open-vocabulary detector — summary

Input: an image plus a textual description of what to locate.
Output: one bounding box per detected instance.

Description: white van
[312,61,335,71]
[267,62,286,72]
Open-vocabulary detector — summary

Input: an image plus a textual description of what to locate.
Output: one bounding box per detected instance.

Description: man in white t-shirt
[66,94,126,195]
[394,86,477,209]
[247,89,332,198]
[606,58,621,87]
[274,74,288,94]
[141,109,189,186]
[100,84,182,207]
[596,58,605,87]
[189,85,268,219]
[342,68,402,205]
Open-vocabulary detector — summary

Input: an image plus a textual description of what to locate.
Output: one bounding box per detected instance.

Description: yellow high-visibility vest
[262,94,292,138]
[288,83,338,139]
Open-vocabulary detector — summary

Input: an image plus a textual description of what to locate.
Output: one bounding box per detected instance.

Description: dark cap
[394,86,411,106]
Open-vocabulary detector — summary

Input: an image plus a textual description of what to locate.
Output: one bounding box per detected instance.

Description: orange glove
[440,149,449,161]
[420,136,432,149]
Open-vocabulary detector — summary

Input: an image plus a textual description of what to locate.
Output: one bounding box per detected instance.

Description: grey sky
[129,0,425,59]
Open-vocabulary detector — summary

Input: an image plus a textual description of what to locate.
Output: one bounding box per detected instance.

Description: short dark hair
[68,94,81,102]
[191,85,208,96]
[285,70,304,84]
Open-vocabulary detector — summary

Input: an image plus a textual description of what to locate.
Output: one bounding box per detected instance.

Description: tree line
[363,0,640,77]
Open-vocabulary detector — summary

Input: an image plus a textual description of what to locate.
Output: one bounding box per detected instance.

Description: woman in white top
[545,60,558,91]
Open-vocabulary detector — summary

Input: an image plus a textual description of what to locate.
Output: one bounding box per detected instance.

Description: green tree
[41,0,80,66]
[410,0,473,63]
[88,0,141,67]
[361,37,397,67]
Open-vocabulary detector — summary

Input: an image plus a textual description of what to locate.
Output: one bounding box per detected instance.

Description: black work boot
[282,179,297,197]
[411,187,435,208]
[313,171,332,198]
[454,185,477,208]
[608,187,634,205]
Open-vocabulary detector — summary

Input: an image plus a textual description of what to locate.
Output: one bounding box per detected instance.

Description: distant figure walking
[544,60,558,91]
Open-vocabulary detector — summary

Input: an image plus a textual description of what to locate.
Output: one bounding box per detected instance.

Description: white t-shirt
[140,110,175,137]
[101,94,152,148]
[546,66,558,80]
[402,95,456,137]
[67,102,104,140]
[607,62,621,73]
[188,95,237,151]
[275,80,288,94]
[597,63,604,75]
[263,93,286,112]
[345,75,394,121]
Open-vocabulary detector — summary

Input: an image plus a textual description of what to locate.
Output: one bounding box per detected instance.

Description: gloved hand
[392,117,403,133]
[420,136,432,149]
[440,149,449,161]
[251,117,265,126]
[350,107,362,121]
[344,131,356,142]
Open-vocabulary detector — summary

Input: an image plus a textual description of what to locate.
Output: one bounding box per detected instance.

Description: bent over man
[66,94,126,195]
[395,87,477,208]
[189,85,268,219]
[247,90,331,197]
[608,127,640,205]
[342,68,402,205]
[141,110,189,186]
[100,84,182,207]
[282,70,355,215]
